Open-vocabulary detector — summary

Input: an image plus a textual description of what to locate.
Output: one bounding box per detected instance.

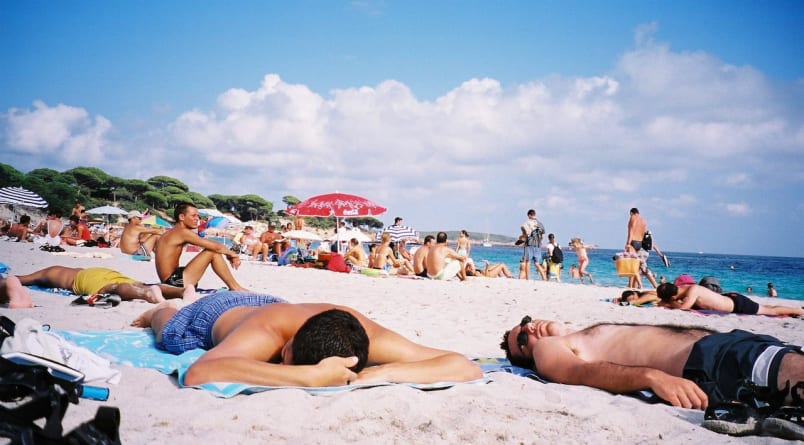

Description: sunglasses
[516,315,532,349]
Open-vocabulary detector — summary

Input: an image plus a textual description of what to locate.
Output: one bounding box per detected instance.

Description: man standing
[120,210,164,256]
[155,203,247,293]
[516,209,546,280]
[625,208,657,289]
[425,232,467,281]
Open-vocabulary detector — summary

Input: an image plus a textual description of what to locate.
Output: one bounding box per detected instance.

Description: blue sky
[2,1,802,256]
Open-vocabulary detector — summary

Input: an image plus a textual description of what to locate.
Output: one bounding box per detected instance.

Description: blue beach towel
[56,329,490,398]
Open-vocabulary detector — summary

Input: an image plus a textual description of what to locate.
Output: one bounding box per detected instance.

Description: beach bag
[642,231,653,251]
[526,222,545,247]
[699,276,723,293]
[550,244,563,264]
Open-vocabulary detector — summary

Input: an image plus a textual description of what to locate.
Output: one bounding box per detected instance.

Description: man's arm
[353,318,482,384]
[532,338,708,409]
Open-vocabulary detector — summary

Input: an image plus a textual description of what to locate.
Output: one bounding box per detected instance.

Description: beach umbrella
[330,228,371,243]
[198,208,225,218]
[281,229,323,241]
[383,224,419,242]
[86,205,128,225]
[286,193,386,218]
[0,186,48,221]
[207,216,237,229]
[141,215,173,228]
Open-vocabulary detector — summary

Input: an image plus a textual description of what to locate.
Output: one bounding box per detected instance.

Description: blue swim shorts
[683,329,802,404]
[157,291,287,354]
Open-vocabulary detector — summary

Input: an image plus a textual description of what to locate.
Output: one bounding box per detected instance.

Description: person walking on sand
[131,292,482,387]
[625,208,658,289]
[570,238,594,284]
[500,315,803,410]
[155,202,247,293]
[425,232,467,281]
[656,280,803,317]
[516,209,547,281]
[120,210,164,256]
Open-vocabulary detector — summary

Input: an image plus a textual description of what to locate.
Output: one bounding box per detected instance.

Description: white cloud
[722,202,752,216]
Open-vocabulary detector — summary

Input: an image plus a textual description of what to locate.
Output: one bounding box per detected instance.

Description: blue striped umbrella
[0,187,48,208]
[382,224,418,242]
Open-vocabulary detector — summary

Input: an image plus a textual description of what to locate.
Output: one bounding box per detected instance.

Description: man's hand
[228,255,241,270]
[649,372,708,410]
[310,356,359,386]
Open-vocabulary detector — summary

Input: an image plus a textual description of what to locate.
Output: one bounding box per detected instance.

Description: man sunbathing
[1,266,193,307]
[657,281,804,317]
[155,203,247,294]
[501,316,803,410]
[132,292,482,387]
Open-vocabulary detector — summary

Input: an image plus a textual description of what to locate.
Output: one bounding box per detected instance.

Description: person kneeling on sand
[501,316,803,410]
[132,292,482,387]
[657,277,804,317]
[1,266,195,308]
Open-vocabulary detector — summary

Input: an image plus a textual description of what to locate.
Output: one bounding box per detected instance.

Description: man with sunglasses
[501,316,803,410]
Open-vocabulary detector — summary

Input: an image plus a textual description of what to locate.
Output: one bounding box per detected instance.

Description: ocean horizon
[464,245,804,301]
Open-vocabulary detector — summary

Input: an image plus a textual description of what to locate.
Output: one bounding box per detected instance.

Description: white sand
[1,241,802,444]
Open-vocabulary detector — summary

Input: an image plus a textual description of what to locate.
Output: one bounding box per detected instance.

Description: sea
[466,245,804,301]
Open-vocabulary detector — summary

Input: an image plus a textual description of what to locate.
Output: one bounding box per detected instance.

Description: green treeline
[0,163,383,231]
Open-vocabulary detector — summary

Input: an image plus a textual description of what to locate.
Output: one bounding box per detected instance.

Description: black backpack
[526,222,545,247]
[551,244,563,264]
[641,231,653,251]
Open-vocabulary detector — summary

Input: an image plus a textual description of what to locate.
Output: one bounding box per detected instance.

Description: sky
[1,1,802,256]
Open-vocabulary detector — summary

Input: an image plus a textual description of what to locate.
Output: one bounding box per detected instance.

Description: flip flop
[70,294,122,308]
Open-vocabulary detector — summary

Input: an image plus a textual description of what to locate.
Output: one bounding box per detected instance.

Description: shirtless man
[155,203,246,294]
[120,210,164,256]
[501,316,803,409]
[240,225,268,261]
[132,292,482,387]
[424,232,466,281]
[625,208,657,289]
[259,224,283,258]
[343,238,368,268]
[412,235,435,278]
[8,215,31,241]
[60,215,88,246]
[2,266,191,305]
[657,282,804,316]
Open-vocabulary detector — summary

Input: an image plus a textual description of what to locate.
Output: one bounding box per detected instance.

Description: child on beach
[570,238,594,284]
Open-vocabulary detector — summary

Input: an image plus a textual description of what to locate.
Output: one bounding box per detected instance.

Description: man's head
[68,215,80,226]
[630,208,639,215]
[128,210,143,222]
[423,235,435,245]
[19,215,30,225]
[500,316,567,369]
[174,203,199,228]
[436,231,447,244]
[527,209,536,218]
[548,233,555,242]
[394,216,403,224]
[330,243,339,253]
[656,283,679,302]
[290,309,369,372]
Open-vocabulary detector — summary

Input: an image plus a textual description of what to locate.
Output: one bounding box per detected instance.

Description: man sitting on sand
[155,202,247,293]
[412,235,434,278]
[501,316,803,409]
[425,232,466,281]
[120,210,164,256]
[132,292,482,387]
[0,266,193,308]
[343,237,368,269]
[656,279,803,317]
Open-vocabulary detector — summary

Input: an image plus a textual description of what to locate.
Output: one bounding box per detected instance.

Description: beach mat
[56,329,490,398]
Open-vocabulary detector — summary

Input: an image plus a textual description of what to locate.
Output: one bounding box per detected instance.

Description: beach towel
[26,285,222,298]
[477,357,662,404]
[56,329,490,398]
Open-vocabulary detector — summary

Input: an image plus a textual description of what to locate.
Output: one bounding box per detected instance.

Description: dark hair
[47,208,63,218]
[436,231,447,243]
[499,331,535,369]
[527,209,535,217]
[174,202,196,221]
[630,208,639,214]
[19,215,31,224]
[69,215,80,224]
[291,309,369,372]
[330,243,339,253]
[423,235,435,244]
[621,290,638,300]
[394,216,403,223]
[656,283,678,302]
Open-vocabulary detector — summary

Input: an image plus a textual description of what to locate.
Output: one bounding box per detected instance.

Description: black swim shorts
[162,267,185,287]
[725,292,760,315]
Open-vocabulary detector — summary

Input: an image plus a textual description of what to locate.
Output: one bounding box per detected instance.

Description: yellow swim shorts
[73,267,137,295]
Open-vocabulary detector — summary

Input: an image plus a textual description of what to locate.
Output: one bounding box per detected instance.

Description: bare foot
[3,276,33,308]
[182,286,200,304]
[147,285,166,304]
[131,300,177,327]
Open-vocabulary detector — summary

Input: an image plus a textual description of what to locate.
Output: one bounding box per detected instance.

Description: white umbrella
[86,205,128,225]
[281,229,322,241]
[331,228,371,243]
[198,208,225,218]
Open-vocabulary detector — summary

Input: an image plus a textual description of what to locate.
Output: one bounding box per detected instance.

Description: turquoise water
[467,246,804,301]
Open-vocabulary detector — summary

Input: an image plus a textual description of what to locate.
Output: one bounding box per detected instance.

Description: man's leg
[0,276,33,308]
[777,352,804,405]
[757,305,804,317]
[100,282,165,303]
[183,250,247,291]
[130,301,179,343]
[17,266,82,290]
[142,234,160,255]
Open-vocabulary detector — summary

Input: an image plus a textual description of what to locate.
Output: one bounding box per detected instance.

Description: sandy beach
[1,241,802,444]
